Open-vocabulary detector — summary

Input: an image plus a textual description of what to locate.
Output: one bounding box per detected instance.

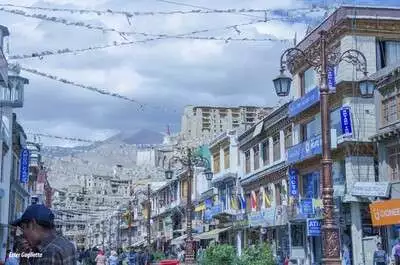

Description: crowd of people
[77,247,154,265]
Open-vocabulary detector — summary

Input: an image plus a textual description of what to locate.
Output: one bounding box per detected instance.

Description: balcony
[0,75,28,108]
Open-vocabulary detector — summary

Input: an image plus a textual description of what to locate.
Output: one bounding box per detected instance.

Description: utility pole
[108,217,112,249]
[147,183,151,248]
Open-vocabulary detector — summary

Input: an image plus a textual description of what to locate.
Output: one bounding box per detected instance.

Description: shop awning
[195,204,206,212]
[133,240,145,247]
[194,227,231,241]
[170,234,200,245]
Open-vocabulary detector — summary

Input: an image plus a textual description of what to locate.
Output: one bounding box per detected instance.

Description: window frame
[273,133,281,162]
[245,150,251,174]
[253,145,260,170]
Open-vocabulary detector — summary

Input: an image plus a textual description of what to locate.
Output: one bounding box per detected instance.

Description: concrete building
[0,25,29,262]
[371,62,400,253]
[282,6,400,265]
[180,105,272,141]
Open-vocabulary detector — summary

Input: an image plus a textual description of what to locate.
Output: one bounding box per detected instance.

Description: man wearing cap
[11,204,77,265]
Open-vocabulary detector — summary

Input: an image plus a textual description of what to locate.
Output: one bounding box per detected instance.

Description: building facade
[181,105,272,141]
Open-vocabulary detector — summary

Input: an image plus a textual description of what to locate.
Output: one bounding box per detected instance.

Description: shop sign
[288,168,299,197]
[301,199,314,216]
[287,134,322,164]
[369,199,400,227]
[351,182,391,198]
[340,106,353,138]
[248,208,275,227]
[288,87,320,118]
[307,218,322,237]
[19,148,30,184]
[328,67,336,93]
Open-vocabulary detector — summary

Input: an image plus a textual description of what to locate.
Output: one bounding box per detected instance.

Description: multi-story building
[238,102,291,260]
[181,105,272,141]
[0,25,29,262]
[371,61,400,252]
[282,6,400,265]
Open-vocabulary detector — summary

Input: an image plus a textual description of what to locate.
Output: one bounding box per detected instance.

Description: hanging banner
[327,67,336,93]
[288,168,299,197]
[19,148,30,184]
[340,106,353,138]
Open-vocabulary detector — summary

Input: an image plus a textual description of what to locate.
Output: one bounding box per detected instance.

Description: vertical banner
[328,67,336,93]
[20,148,30,184]
[288,168,299,197]
[340,106,353,138]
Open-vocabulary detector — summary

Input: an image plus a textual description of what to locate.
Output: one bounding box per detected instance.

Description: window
[291,223,305,247]
[273,134,280,162]
[245,150,251,173]
[213,153,220,173]
[284,127,292,150]
[388,145,400,181]
[330,108,342,138]
[302,172,320,199]
[377,40,400,69]
[224,147,230,169]
[262,141,269,166]
[253,145,260,170]
[302,68,317,95]
[382,96,399,126]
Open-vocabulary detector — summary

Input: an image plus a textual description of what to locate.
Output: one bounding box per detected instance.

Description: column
[280,130,285,161]
[237,231,242,256]
[250,147,254,172]
[269,137,274,165]
[220,148,224,174]
[350,203,363,265]
[258,143,263,168]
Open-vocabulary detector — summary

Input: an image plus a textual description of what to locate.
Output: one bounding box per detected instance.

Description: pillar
[350,203,363,265]
[237,231,242,256]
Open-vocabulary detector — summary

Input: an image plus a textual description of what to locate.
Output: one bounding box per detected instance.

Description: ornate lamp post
[273,30,375,265]
[165,148,213,265]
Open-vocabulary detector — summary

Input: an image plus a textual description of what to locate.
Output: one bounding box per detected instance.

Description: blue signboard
[327,67,336,93]
[301,199,314,216]
[287,134,322,164]
[288,168,299,197]
[204,209,212,221]
[19,148,30,184]
[340,106,353,138]
[307,218,322,236]
[288,87,320,118]
[210,204,222,217]
[248,208,275,227]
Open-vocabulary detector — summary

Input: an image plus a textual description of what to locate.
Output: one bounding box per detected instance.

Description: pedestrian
[374,242,388,265]
[392,239,400,265]
[95,250,107,265]
[11,204,77,265]
[128,249,137,265]
[108,251,119,265]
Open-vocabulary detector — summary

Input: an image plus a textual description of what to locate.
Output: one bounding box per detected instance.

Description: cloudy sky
[0,0,396,146]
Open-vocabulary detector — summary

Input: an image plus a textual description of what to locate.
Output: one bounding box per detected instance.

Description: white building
[181,105,272,141]
[0,25,29,262]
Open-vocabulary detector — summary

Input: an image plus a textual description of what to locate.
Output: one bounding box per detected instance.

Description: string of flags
[26,132,96,143]
[0,8,287,42]
[0,3,332,17]
[8,20,287,60]
[19,65,145,109]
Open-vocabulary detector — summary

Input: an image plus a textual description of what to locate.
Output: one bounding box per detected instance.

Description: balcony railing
[0,49,7,86]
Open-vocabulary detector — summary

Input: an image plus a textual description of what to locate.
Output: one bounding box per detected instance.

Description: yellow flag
[263,192,271,207]
[231,195,238,210]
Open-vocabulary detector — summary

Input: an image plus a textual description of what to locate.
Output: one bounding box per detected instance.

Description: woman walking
[95,250,107,265]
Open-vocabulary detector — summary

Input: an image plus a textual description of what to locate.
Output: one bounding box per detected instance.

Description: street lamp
[273,31,376,265]
[165,147,213,265]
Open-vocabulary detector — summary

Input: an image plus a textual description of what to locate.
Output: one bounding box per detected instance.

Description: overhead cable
[26,132,96,143]
[9,20,286,60]
[19,66,145,108]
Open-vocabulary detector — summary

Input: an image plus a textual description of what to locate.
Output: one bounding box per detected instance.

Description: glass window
[377,40,400,69]
[302,172,320,199]
[245,151,251,173]
[382,96,399,126]
[388,145,400,181]
[330,108,342,138]
[213,153,220,173]
[291,223,305,247]
[262,141,269,166]
[303,68,317,94]
[332,161,345,186]
[273,134,281,161]
[224,147,230,169]
[303,117,320,141]
[253,145,260,170]
[285,127,292,150]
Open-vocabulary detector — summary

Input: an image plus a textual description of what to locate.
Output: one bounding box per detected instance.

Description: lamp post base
[322,225,341,265]
[185,238,195,265]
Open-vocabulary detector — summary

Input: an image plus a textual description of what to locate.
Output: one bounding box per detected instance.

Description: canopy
[194,227,231,241]
[170,234,200,245]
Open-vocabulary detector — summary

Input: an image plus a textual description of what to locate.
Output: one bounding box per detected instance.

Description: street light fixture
[165,147,212,265]
[273,31,376,265]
